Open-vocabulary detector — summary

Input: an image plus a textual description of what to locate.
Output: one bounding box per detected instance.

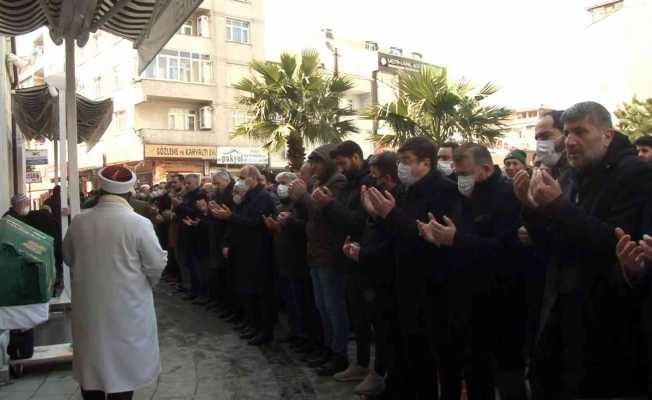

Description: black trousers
[81,389,133,400]
[466,291,527,400]
[163,247,180,279]
[242,290,275,336]
[426,283,466,400]
[347,275,392,374]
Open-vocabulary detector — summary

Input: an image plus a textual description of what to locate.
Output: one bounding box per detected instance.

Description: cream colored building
[280,29,445,159]
[572,0,652,112]
[490,107,548,164]
[18,0,265,188]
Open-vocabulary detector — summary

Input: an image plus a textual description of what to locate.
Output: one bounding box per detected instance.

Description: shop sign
[26,171,42,184]
[144,144,217,160]
[378,53,423,72]
[26,149,48,167]
[217,147,268,165]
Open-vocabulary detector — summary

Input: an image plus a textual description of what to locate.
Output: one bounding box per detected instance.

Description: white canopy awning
[0,0,203,73]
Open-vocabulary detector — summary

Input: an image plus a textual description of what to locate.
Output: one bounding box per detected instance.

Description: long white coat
[63,196,167,393]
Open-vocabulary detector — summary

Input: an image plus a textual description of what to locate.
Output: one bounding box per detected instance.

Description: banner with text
[217,147,268,165]
[144,144,217,160]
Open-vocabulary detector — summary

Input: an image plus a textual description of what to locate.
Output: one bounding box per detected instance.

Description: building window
[142,49,213,83]
[168,108,197,131]
[365,41,379,51]
[226,18,250,44]
[197,15,210,37]
[113,111,127,131]
[231,110,250,130]
[179,19,193,36]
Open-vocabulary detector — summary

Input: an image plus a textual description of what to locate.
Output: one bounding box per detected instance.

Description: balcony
[134,79,215,104]
[137,128,216,146]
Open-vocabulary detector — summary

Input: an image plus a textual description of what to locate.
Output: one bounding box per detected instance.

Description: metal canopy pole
[65,38,80,217]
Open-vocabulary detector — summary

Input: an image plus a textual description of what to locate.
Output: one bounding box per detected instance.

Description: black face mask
[369,177,385,192]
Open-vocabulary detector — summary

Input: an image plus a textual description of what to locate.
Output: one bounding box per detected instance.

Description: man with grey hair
[3,193,30,221]
[514,101,652,399]
[213,165,276,345]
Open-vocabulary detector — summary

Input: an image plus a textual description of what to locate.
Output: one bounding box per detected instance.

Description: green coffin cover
[0,216,55,306]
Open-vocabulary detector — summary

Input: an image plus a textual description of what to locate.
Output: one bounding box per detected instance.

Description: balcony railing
[135,79,215,103]
[136,128,215,146]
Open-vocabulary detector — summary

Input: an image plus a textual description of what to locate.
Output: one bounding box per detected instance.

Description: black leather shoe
[307,350,331,368]
[302,347,324,362]
[240,330,258,340]
[317,355,348,377]
[293,341,315,354]
[217,309,233,318]
[248,334,273,346]
[278,335,298,344]
[234,322,249,332]
[225,314,241,324]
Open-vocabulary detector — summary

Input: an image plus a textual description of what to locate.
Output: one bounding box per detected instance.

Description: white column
[65,38,80,216]
[0,38,10,210]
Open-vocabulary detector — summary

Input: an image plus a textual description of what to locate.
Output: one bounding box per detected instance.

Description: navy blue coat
[228,184,276,294]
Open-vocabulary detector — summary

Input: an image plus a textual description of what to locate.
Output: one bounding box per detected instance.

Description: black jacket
[324,163,371,244]
[175,188,203,251]
[358,185,403,289]
[228,184,276,294]
[525,132,652,398]
[212,180,235,266]
[274,199,308,279]
[380,170,462,333]
[453,167,522,295]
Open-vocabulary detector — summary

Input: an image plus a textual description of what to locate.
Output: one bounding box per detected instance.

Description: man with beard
[342,151,401,397]
[289,144,348,374]
[514,102,652,399]
[312,140,371,379]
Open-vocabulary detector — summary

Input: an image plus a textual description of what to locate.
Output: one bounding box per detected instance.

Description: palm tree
[365,66,512,147]
[233,50,358,171]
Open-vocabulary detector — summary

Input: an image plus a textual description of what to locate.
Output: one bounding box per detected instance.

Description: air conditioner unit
[199,106,213,129]
[198,15,210,38]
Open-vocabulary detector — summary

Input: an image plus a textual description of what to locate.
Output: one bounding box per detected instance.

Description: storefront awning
[12,84,113,150]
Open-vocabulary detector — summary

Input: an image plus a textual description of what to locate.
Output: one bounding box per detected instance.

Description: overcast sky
[265,0,593,109]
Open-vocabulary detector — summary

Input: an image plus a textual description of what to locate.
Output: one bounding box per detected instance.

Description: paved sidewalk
[0,286,361,400]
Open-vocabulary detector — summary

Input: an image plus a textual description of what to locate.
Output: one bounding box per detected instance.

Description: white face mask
[457,175,475,197]
[536,140,562,167]
[438,161,454,176]
[234,180,248,192]
[18,206,29,216]
[233,194,243,205]
[277,184,289,199]
[397,162,420,186]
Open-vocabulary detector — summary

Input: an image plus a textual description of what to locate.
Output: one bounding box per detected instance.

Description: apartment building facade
[18,0,265,189]
[283,29,445,159]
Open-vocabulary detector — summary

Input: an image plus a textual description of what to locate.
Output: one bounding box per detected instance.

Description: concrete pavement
[0,286,361,400]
